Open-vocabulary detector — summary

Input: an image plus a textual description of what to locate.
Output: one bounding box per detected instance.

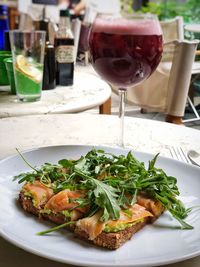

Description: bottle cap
[60,9,70,17]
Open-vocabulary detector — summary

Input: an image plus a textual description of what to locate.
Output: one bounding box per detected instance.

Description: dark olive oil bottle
[55,10,74,86]
[41,19,56,90]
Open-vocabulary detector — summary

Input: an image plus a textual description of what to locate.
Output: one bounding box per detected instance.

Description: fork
[168,146,191,164]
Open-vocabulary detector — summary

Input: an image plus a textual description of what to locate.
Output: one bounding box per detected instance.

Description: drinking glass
[89,14,163,146]
[78,22,91,65]
[9,30,46,102]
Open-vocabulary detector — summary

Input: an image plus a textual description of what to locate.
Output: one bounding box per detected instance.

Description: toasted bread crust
[19,191,163,249]
[74,218,147,249]
[19,192,40,216]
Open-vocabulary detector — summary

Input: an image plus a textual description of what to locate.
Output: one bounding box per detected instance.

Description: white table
[0,71,111,118]
[0,114,200,267]
[184,24,200,34]
[183,25,200,123]
[184,23,200,55]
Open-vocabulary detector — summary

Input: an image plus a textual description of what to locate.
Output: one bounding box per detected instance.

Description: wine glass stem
[85,51,89,65]
[119,88,127,147]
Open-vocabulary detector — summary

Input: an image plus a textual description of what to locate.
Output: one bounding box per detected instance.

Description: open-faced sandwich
[14,149,193,249]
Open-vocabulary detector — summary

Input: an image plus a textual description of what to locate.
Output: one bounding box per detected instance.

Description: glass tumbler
[9,30,46,102]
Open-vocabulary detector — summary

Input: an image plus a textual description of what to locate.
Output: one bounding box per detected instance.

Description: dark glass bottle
[55,10,74,86]
[0,5,9,50]
[40,20,56,90]
[4,30,11,51]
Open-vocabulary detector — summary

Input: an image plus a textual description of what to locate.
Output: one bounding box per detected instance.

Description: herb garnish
[14,149,193,229]
[37,221,75,235]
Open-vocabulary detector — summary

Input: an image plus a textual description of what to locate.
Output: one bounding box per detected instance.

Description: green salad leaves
[14,149,193,229]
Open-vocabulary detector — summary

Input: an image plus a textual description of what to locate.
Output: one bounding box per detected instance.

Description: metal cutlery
[169,146,200,167]
[169,146,191,164]
[187,150,200,167]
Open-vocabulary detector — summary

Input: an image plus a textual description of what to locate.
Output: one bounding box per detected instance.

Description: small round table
[184,23,200,54]
[184,23,200,34]
[0,71,112,118]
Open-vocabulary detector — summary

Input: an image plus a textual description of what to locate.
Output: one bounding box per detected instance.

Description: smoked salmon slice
[44,189,87,214]
[106,204,153,228]
[76,204,153,240]
[23,180,54,208]
[137,194,164,217]
[76,210,106,240]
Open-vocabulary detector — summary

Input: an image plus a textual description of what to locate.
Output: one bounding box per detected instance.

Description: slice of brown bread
[19,192,41,217]
[74,218,148,249]
[19,191,164,249]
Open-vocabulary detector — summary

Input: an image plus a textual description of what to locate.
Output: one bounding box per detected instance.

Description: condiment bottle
[40,19,56,90]
[55,9,74,86]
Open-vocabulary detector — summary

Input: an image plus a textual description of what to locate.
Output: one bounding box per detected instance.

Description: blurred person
[87,0,120,14]
[58,0,85,15]
[18,0,121,28]
[72,0,121,16]
[73,0,86,15]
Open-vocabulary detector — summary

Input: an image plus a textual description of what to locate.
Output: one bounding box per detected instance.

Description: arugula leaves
[14,149,194,229]
[89,178,120,221]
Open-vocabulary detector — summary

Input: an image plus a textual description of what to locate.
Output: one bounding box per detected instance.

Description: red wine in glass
[89,18,163,87]
[89,15,163,146]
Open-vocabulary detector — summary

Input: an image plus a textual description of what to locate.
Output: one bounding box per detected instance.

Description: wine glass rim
[124,13,158,19]
[96,12,158,20]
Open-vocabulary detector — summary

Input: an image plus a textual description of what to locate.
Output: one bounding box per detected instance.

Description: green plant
[120,0,133,14]
[139,0,200,22]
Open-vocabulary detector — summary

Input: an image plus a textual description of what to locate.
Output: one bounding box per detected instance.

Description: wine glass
[88,13,163,146]
[78,22,91,65]
[78,7,95,65]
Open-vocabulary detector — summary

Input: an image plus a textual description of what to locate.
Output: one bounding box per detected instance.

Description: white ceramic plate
[0,145,200,267]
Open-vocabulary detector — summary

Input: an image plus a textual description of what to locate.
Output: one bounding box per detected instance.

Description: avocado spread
[104,219,144,233]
